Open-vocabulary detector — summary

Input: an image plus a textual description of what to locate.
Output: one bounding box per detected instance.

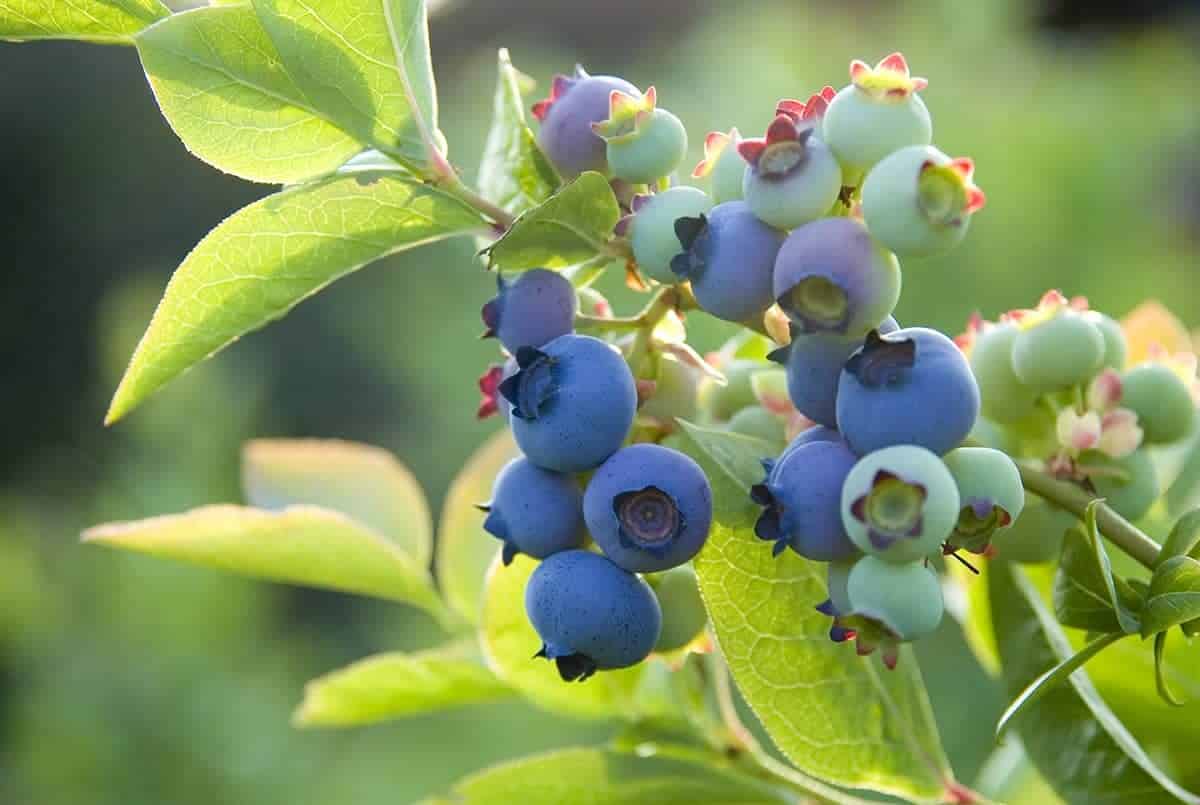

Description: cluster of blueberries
[478,53,1034,678]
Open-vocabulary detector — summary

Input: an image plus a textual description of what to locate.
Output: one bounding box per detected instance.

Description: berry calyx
[693,128,747,204]
[848,52,928,99]
[592,86,688,183]
[533,68,640,178]
[738,117,818,180]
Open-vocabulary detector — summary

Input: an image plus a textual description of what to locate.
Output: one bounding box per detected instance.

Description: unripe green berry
[640,353,701,426]
[846,556,944,641]
[1082,311,1128,371]
[1121,363,1195,444]
[942,447,1025,553]
[726,405,786,446]
[1011,311,1105,393]
[826,556,857,615]
[1088,449,1159,522]
[650,565,708,653]
[630,186,713,284]
[969,322,1039,424]
[697,360,762,423]
[607,108,688,184]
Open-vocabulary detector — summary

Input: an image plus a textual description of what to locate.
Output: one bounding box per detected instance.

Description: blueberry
[967,320,1038,425]
[500,334,636,472]
[941,447,1025,554]
[822,54,932,179]
[726,405,786,446]
[525,550,661,681]
[1011,301,1105,393]
[583,444,713,573]
[692,128,746,204]
[670,201,784,324]
[778,424,842,465]
[751,438,859,561]
[532,69,639,178]
[480,457,586,564]
[773,217,901,337]
[837,327,980,456]
[992,493,1072,563]
[739,116,842,230]
[846,556,944,641]
[630,187,714,284]
[841,445,961,563]
[639,353,701,430]
[650,565,708,653]
[861,145,985,258]
[1088,448,1159,521]
[592,87,688,184]
[772,316,899,428]
[1121,363,1195,444]
[1082,311,1128,371]
[823,556,858,617]
[481,269,577,353]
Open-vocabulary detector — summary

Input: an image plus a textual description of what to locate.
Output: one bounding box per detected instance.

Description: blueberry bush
[6,2,1200,803]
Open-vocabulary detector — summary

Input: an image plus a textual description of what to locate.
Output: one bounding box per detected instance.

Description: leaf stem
[435,173,516,231]
[576,286,680,334]
[1017,462,1161,570]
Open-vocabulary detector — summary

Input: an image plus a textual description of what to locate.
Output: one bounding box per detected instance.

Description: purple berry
[670,201,784,323]
[526,550,661,681]
[481,269,577,353]
[480,457,586,564]
[583,444,713,573]
[751,439,859,561]
[532,68,639,178]
[773,217,901,337]
[837,328,980,457]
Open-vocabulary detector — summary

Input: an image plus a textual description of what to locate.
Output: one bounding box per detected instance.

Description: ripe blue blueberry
[500,334,636,472]
[822,54,932,179]
[525,550,661,681]
[481,269,577,353]
[592,87,688,184]
[778,424,842,465]
[480,456,586,564]
[941,447,1025,554]
[841,445,961,563]
[532,68,639,178]
[583,444,713,573]
[738,116,842,230]
[773,217,901,337]
[650,565,709,653]
[751,439,859,561]
[770,316,898,428]
[837,327,980,456]
[670,201,784,324]
[861,145,985,258]
[630,187,713,285]
[692,128,746,204]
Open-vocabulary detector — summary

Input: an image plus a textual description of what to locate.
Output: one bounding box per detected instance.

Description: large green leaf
[675,421,953,802]
[294,641,512,727]
[477,48,560,216]
[1141,556,1200,637]
[484,172,620,272]
[420,746,790,805]
[0,0,167,44]
[437,429,519,624]
[242,438,432,567]
[990,560,1200,804]
[83,504,450,621]
[106,172,483,423]
[1052,504,1141,634]
[135,4,361,184]
[480,553,644,720]
[251,0,439,171]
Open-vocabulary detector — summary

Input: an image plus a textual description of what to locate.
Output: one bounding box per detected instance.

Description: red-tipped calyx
[476,364,506,419]
[738,115,814,177]
[531,73,578,122]
[592,86,656,142]
[849,52,927,99]
[693,128,740,178]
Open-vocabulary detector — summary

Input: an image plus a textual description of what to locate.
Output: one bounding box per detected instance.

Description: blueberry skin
[481,269,577,353]
[778,424,842,464]
[482,457,586,564]
[537,75,639,178]
[753,439,859,561]
[505,334,637,472]
[584,444,713,573]
[779,317,898,428]
[525,550,661,678]
[837,327,980,456]
[630,186,713,284]
[772,217,901,337]
[672,201,784,324]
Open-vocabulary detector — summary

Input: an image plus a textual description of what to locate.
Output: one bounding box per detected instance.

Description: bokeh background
[2,0,1199,802]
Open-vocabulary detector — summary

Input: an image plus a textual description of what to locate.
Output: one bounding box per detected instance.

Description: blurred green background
[1,0,1198,802]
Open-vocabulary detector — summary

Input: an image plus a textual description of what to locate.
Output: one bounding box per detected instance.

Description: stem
[436,173,516,230]
[576,287,679,335]
[1017,462,1161,570]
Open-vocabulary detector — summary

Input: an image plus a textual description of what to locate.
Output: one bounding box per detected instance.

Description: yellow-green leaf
[0,0,167,44]
[242,438,432,567]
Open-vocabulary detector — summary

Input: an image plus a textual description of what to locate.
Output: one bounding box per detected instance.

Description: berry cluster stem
[575,286,685,334]
[434,171,517,231]
[1016,462,1161,570]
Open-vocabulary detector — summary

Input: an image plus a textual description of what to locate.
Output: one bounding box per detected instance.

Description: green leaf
[990,561,1200,804]
[477,48,561,216]
[437,429,519,624]
[484,172,620,272]
[135,4,362,184]
[0,0,167,44]
[419,746,790,805]
[480,553,643,720]
[1052,502,1141,634]
[1153,632,1186,707]
[1141,555,1200,637]
[242,438,432,567]
[675,421,954,802]
[995,632,1126,737]
[82,504,450,621]
[1159,508,1200,564]
[293,641,512,727]
[106,172,483,423]
[251,0,439,171]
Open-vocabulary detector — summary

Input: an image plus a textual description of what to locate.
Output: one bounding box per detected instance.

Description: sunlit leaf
[0,0,167,44]
[1141,556,1200,637]
[1052,502,1140,634]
